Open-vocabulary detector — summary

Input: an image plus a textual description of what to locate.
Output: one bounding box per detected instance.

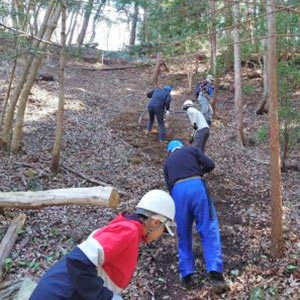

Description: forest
[0,0,299,299]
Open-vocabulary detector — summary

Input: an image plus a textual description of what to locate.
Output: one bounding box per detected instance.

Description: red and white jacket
[78,214,144,294]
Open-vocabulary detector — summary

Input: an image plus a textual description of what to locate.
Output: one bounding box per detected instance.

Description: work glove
[165,110,170,117]
[193,123,198,130]
[112,294,123,300]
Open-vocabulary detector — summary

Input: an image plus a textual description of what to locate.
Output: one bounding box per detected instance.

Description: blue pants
[171,178,223,278]
[146,106,165,141]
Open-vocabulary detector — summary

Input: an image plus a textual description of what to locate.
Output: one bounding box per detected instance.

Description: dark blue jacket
[147,88,171,111]
[29,247,113,300]
[164,146,215,191]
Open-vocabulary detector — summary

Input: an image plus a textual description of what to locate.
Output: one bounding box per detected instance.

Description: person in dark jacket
[145,85,172,143]
[164,140,229,292]
[29,190,176,300]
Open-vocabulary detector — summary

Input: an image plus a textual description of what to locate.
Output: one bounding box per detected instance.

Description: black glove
[193,123,198,130]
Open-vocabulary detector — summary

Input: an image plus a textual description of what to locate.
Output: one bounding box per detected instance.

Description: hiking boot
[209,271,231,293]
[180,274,193,288]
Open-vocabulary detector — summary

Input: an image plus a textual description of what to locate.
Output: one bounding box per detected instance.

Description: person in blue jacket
[163,140,229,292]
[145,85,172,143]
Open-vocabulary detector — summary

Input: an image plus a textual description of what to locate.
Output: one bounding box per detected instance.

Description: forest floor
[0,53,299,299]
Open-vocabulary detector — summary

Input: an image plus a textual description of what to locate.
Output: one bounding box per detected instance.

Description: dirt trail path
[0,58,299,299]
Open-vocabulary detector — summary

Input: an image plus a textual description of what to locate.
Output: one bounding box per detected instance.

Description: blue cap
[163,85,172,92]
[166,140,184,153]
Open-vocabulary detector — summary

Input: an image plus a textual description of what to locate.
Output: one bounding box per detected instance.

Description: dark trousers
[147,106,165,141]
[193,127,209,152]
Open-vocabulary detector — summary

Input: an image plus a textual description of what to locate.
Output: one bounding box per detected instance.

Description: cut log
[0,214,26,280]
[0,186,120,209]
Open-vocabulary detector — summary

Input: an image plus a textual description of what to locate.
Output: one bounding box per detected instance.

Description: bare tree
[10,2,62,152]
[77,0,94,47]
[0,0,32,130]
[129,1,139,46]
[0,0,57,148]
[266,0,284,259]
[232,0,245,147]
[68,10,79,46]
[52,0,66,173]
[209,0,220,119]
[89,0,106,44]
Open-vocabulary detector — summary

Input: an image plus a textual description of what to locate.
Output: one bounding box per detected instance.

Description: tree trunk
[0,186,120,209]
[151,53,169,87]
[68,10,79,46]
[129,2,139,46]
[0,214,26,281]
[223,0,233,71]
[209,0,220,119]
[232,1,245,147]
[0,0,32,132]
[88,0,106,44]
[209,0,217,76]
[0,0,56,147]
[51,1,66,173]
[77,0,94,47]
[266,0,284,259]
[256,38,269,114]
[10,3,61,152]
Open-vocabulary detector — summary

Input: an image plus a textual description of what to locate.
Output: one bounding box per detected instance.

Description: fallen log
[0,214,26,280]
[0,186,120,209]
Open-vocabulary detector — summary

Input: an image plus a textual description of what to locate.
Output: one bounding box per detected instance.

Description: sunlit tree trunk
[89,0,106,44]
[10,3,61,152]
[52,0,66,173]
[223,0,233,71]
[232,1,244,147]
[77,0,94,47]
[129,1,139,46]
[256,38,268,114]
[68,10,79,46]
[0,0,56,147]
[209,0,219,119]
[266,0,284,259]
[0,0,31,131]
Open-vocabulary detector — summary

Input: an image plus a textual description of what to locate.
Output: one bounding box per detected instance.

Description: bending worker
[164,140,229,292]
[183,100,210,153]
[145,85,172,143]
[30,190,175,300]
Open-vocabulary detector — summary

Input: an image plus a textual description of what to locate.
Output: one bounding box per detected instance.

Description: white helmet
[182,100,194,110]
[136,190,175,236]
[206,74,214,83]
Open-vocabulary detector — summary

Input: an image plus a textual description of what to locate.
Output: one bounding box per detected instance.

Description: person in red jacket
[29,190,175,300]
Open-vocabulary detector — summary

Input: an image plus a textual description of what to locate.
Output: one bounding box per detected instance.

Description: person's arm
[165,94,171,111]
[163,163,172,192]
[147,90,154,98]
[195,149,215,173]
[66,248,113,300]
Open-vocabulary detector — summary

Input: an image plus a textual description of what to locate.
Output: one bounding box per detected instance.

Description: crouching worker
[145,85,172,144]
[29,190,175,300]
[182,100,210,153]
[164,140,230,292]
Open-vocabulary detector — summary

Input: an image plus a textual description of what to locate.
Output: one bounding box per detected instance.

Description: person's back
[186,106,208,130]
[164,146,215,191]
[148,88,171,110]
